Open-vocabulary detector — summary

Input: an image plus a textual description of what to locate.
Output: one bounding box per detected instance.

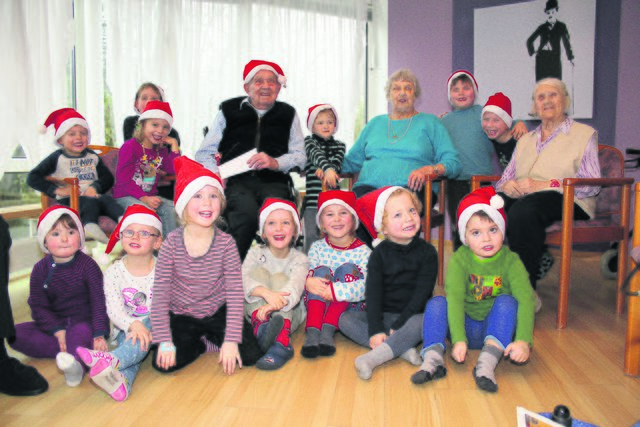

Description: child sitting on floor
[242,199,309,370]
[303,190,370,359]
[411,187,535,392]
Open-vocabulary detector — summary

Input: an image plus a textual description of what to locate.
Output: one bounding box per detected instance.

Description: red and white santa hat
[355,186,402,246]
[138,100,173,128]
[37,205,85,253]
[482,92,513,128]
[316,190,358,229]
[259,198,301,238]
[104,204,162,255]
[40,108,91,143]
[243,59,287,88]
[447,70,479,104]
[306,104,339,133]
[457,187,506,245]
[174,156,224,220]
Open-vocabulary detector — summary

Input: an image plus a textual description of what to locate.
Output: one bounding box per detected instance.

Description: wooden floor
[2,248,640,426]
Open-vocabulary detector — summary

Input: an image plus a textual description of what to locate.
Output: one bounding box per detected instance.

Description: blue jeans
[421,295,517,353]
[115,195,177,237]
[113,316,152,392]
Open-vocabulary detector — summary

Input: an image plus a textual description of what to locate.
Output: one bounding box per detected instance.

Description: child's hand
[164,136,180,153]
[314,168,325,179]
[305,277,331,297]
[156,342,176,370]
[141,195,163,210]
[504,340,530,364]
[93,336,108,352]
[256,304,276,322]
[54,187,72,198]
[219,342,241,375]
[128,320,152,352]
[263,289,290,311]
[451,342,467,363]
[323,169,339,189]
[369,333,387,349]
[83,187,98,198]
[511,121,528,140]
[54,330,67,353]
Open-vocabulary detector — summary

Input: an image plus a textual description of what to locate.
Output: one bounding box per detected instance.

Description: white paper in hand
[218,149,258,179]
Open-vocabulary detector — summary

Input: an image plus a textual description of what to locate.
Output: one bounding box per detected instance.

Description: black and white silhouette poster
[474,0,595,119]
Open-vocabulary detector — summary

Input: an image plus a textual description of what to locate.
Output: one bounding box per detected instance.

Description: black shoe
[536,250,555,281]
[0,357,48,396]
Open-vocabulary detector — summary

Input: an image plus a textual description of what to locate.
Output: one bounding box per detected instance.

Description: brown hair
[44,214,79,246]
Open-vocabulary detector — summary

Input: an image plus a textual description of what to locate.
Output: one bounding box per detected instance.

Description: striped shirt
[150,227,244,344]
[28,251,109,338]
[304,134,346,209]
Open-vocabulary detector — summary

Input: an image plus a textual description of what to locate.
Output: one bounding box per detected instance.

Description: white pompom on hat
[316,190,358,230]
[40,108,91,144]
[447,70,479,105]
[482,92,513,128]
[173,156,225,220]
[306,104,339,133]
[258,198,301,239]
[243,59,287,88]
[37,205,85,253]
[138,100,174,129]
[355,186,402,247]
[456,187,506,245]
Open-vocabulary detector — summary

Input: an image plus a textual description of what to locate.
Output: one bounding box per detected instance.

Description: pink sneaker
[90,359,129,402]
[76,347,119,369]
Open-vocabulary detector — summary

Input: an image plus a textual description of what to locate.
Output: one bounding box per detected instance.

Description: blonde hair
[529,78,571,117]
[380,188,423,229]
[385,69,421,100]
[261,210,299,249]
[181,186,227,228]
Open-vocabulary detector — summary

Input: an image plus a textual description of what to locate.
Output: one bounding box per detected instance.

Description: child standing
[339,187,438,380]
[481,92,518,170]
[441,71,527,249]
[9,206,109,387]
[113,100,181,237]
[303,191,370,359]
[303,104,346,253]
[76,204,162,401]
[242,199,309,370]
[412,187,535,392]
[28,108,124,243]
[151,156,262,375]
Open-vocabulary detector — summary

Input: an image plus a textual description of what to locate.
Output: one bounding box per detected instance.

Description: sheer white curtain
[98,0,367,157]
[0,0,74,178]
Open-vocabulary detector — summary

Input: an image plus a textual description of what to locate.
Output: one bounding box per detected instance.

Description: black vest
[218,97,295,167]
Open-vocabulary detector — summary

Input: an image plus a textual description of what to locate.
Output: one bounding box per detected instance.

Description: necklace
[326,236,356,251]
[387,114,415,144]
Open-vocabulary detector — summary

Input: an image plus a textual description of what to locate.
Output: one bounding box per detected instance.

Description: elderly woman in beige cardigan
[495,78,600,309]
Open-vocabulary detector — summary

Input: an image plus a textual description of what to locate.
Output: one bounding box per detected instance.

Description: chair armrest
[563,177,635,187]
[471,175,501,192]
[43,177,80,211]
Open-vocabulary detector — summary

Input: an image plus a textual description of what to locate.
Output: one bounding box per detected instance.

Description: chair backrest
[595,144,625,219]
[89,145,120,195]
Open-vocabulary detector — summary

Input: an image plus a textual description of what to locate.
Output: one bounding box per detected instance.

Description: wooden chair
[335,173,447,288]
[471,144,634,329]
[624,182,640,375]
[40,177,80,211]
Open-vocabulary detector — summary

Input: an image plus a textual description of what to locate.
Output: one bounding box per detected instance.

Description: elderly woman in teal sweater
[342,69,461,199]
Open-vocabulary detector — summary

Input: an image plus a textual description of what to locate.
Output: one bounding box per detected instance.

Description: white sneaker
[534,292,542,314]
[85,223,109,243]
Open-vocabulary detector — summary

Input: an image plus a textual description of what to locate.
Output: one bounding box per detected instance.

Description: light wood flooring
[2,248,640,426]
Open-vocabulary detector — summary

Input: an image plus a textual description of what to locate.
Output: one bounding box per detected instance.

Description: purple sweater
[28,251,109,338]
[112,138,179,200]
[151,227,245,344]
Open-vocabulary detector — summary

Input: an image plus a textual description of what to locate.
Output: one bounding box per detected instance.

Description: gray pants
[338,311,423,357]
[302,207,320,253]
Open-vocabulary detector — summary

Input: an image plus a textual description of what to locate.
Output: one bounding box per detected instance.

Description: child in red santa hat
[242,198,309,370]
[411,187,535,393]
[339,186,438,380]
[150,157,262,376]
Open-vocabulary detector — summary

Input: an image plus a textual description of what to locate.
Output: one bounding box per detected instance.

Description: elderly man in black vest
[196,60,306,260]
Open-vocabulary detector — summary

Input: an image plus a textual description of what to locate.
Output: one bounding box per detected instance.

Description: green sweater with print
[445,246,535,345]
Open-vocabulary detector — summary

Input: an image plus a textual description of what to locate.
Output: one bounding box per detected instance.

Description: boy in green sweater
[411,187,535,392]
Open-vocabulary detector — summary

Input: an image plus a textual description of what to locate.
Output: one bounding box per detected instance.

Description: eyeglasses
[120,230,160,239]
